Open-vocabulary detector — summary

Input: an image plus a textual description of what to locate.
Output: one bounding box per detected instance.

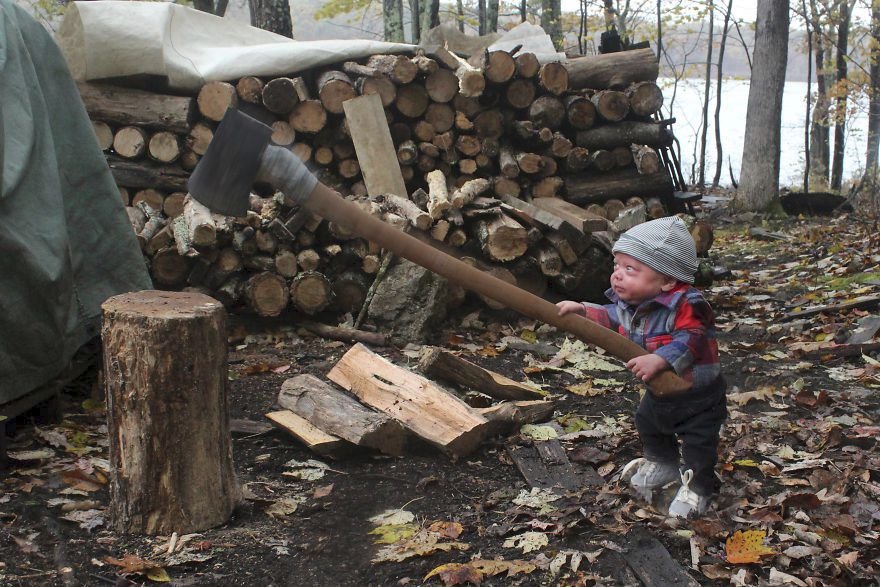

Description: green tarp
[0,0,151,403]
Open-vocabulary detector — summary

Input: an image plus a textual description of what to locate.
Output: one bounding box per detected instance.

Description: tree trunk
[734,0,789,211]
[564,48,659,90]
[830,1,850,190]
[487,0,499,32]
[808,0,830,186]
[712,0,733,187]
[866,0,880,178]
[698,0,714,189]
[248,0,293,38]
[541,0,563,51]
[383,0,404,42]
[102,291,237,535]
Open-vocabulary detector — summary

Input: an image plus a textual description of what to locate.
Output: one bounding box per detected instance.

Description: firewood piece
[327,343,489,457]
[102,291,237,534]
[428,46,486,97]
[330,270,369,313]
[564,94,597,130]
[431,219,451,241]
[611,145,633,167]
[342,60,379,78]
[612,202,647,232]
[289,100,328,134]
[498,195,588,250]
[432,130,454,152]
[254,229,278,254]
[366,54,418,84]
[451,178,491,208]
[563,48,659,90]
[301,322,387,347]
[113,126,148,159]
[538,62,569,95]
[317,71,356,114]
[413,120,436,142]
[532,176,564,199]
[447,228,467,247]
[274,249,298,278]
[270,120,296,146]
[426,170,451,219]
[591,89,630,122]
[566,146,590,171]
[108,156,189,192]
[529,95,565,130]
[146,131,180,164]
[622,536,701,587]
[262,77,302,114]
[516,151,544,174]
[354,75,397,107]
[395,83,430,118]
[473,110,504,138]
[454,111,474,132]
[343,94,408,198]
[604,199,626,221]
[132,188,165,212]
[396,140,418,165]
[549,132,573,158]
[473,50,516,84]
[150,247,189,286]
[278,374,405,456]
[477,400,556,435]
[338,158,361,179]
[265,410,349,458]
[183,194,216,247]
[418,346,543,401]
[493,176,521,198]
[455,135,482,158]
[531,197,609,232]
[92,120,113,150]
[544,231,579,265]
[197,81,238,121]
[565,168,674,204]
[632,144,661,174]
[425,102,455,133]
[473,214,528,262]
[296,249,321,272]
[236,76,264,104]
[243,272,288,317]
[419,141,441,157]
[290,271,333,314]
[187,122,213,155]
[590,149,616,171]
[536,241,564,276]
[381,194,433,230]
[576,121,672,150]
[499,145,520,179]
[242,254,276,273]
[426,68,458,103]
[126,206,146,235]
[626,80,664,117]
[76,82,194,133]
[644,196,666,219]
[412,54,439,75]
[515,52,541,78]
[314,146,334,166]
[510,440,603,491]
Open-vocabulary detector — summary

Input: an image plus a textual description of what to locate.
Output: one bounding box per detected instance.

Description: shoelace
[676,469,699,505]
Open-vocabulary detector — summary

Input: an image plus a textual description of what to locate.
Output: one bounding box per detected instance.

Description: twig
[353,251,395,329]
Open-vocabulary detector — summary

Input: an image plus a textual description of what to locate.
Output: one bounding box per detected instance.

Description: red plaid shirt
[581,283,721,393]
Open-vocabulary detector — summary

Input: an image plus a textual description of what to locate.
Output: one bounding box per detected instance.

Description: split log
[565,146,591,171]
[326,343,489,457]
[591,89,630,122]
[498,195,589,251]
[576,121,672,150]
[381,194,432,230]
[102,291,237,534]
[538,62,569,95]
[77,82,194,133]
[113,126,148,159]
[290,271,333,315]
[532,176,565,199]
[563,47,659,90]
[296,249,321,272]
[632,144,661,174]
[187,122,213,155]
[604,198,626,221]
[244,271,289,317]
[531,197,609,232]
[317,71,356,114]
[412,54,439,75]
[451,178,491,208]
[278,374,406,456]
[184,195,216,247]
[265,410,348,458]
[499,145,520,178]
[418,346,544,401]
[426,169,451,219]
[477,400,556,436]
[429,46,485,97]
[289,100,328,134]
[366,54,418,84]
[473,214,529,262]
[626,80,664,117]
[197,81,238,121]
[565,168,675,204]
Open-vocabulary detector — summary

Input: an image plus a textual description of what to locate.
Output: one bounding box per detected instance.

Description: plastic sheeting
[57,1,416,93]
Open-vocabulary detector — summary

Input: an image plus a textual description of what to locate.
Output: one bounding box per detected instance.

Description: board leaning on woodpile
[80,46,691,320]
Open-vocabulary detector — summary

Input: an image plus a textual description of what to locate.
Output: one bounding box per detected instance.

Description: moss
[819,272,880,289]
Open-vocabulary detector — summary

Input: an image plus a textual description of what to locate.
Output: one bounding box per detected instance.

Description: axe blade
[187,108,273,217]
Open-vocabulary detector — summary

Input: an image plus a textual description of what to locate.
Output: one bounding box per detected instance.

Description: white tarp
[486,21,565,64]
[57,1,415,93]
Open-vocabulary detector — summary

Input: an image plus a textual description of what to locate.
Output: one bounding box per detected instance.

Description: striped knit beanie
[612,216,698,284]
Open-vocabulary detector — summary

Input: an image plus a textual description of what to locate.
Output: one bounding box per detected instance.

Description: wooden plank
[418,346,544,401]
[530,197,609,233]
[343,94,408,198]
[498,195,590,253]
[326,343,488,457]
[623,535,700,587]
[510,440,603,491]
[265,410,349,458]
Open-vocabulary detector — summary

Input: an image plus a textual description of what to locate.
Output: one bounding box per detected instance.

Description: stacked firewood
[81,46,678,317]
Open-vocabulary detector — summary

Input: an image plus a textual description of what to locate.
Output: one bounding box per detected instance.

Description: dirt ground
[1,210,879,586]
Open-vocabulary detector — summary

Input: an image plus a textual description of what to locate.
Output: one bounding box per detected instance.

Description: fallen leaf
[503,531,548,553]
[782,493,821,510]
[725,529,776,564]
[313,484,333,498]
[7,449,54,461]
[104,553,163,575]
[768,567,806,586]
[519,424,558,440]
[836,550,858,568]
[369,523,419,545]
[146,567,171,582]
[372,529,468,563]
[265,497,304,518]
[427,521,463,539]
[369,509,415,526]
[60,509,105,531]
[271,364,291,374]
[12,535,40,555]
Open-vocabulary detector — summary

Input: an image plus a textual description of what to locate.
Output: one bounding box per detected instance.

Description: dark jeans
[635,377,727,496]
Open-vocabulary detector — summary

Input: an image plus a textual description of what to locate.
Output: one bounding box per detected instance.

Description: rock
[366,258,451,346]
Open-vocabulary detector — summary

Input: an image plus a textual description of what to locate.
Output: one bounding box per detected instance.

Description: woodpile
[81,46,682,318]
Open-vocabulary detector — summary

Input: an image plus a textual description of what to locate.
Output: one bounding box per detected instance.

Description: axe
[188,109,691,397]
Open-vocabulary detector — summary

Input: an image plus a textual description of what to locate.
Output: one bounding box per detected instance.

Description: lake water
[660,78,870,189]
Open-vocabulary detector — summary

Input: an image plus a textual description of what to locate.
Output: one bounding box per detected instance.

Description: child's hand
[626,354,670,382]
[556,301,584,317]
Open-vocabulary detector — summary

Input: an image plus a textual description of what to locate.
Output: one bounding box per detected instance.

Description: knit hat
[612,216,698,284]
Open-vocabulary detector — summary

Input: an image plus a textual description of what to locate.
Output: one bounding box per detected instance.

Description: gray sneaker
[668,469,711,518]
[623,457,680,501]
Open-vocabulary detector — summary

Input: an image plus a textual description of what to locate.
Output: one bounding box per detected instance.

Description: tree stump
[101,290,238,535]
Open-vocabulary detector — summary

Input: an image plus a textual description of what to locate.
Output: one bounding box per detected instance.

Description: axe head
[187,108,273,217]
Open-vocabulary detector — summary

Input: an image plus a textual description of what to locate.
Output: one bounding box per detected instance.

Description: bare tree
[249,0,293,38]
[809,0,831,186]
[830,1,851,190]
[803,0,814,192]
[698,0,715,189]
[542,0,563,50]
[458,0,465,33]
[866,0,880,179]
[384,0,404,41]
[734,0,789,211]
[712,0,733,187]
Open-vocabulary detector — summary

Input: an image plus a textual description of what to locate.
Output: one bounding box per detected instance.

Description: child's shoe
[668,469,711,518]
[622,457,680,501]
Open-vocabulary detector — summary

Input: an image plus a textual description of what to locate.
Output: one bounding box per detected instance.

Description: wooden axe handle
[305,183,692,397]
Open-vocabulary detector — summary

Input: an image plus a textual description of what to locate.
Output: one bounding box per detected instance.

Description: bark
[248,0,293,38]
[712,0,733,187]
[830,1,850,190]
[541,0,563,50]
[383,0,404,42]
[733,0,789,211]
[867,0,880,178]
[698,0,714,189]
[808,0,830,185]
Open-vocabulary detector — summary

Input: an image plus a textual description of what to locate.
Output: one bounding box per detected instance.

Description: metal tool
[188,108,691,396]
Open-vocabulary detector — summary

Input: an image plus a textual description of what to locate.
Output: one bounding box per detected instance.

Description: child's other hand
[556,301,584,317]
[626,354,670,382]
